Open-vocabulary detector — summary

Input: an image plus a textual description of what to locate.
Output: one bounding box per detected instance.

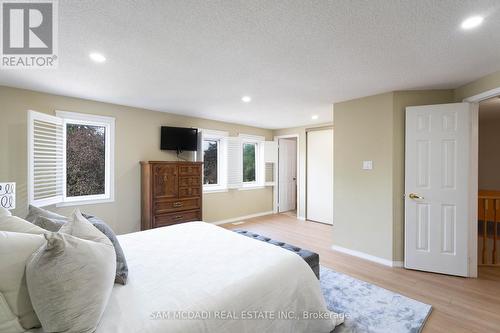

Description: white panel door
[278,139,297,212]
[307,129,333,224]
[405,103,475,277]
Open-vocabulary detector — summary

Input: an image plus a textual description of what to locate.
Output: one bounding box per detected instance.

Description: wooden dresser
[141,161,203,230]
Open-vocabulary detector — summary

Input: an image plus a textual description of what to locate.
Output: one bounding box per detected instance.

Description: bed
[84,222,340,333]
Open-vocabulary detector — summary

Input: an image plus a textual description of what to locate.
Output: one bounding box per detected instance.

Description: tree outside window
[243,143,256,182]
[203,140,218,185]
[66,124,106,197]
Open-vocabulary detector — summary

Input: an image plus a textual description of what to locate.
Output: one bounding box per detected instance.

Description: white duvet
[33,222,341,333]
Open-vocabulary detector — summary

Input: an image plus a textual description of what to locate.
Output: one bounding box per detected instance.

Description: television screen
[161,126,198,152]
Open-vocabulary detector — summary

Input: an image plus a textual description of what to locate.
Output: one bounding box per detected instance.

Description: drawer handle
[174,215,183,220]
[173,202,183,207]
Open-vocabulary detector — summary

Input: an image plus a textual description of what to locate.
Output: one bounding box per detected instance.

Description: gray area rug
[320,266,432,333]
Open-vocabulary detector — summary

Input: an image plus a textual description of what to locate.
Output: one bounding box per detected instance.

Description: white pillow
[0,214,47,235]
[26,209,116,333]
[0,207,11,217]
[0,214,46,331]
[0,231,45,331]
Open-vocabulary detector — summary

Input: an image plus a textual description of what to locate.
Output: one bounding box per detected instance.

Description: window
[198,131,266,191]
[239,134,265,188]
[28,110,115,207]
[61,111,114,205]
[66,123,106,197]
[203,139,219,185]
[243,143,256,183]
[199,129,228,192]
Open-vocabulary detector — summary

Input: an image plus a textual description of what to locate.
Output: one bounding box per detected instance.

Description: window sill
[238,185,266,191]
[56,198,114,208]
[203,187,228,194]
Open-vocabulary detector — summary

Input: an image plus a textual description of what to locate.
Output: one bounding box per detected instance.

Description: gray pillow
[83,213,129,285]
[33,216,66,232]
[26,209,116,333]
[30,210,129,285]
[25,205,68,223]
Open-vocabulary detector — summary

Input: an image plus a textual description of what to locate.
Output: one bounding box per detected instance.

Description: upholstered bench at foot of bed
[233,230,320,279]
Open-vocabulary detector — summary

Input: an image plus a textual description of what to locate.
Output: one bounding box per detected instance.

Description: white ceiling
[1,0,500,129]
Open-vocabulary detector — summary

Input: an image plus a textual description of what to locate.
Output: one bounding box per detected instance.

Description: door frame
[463,86,500,278]
[274,134,300,218]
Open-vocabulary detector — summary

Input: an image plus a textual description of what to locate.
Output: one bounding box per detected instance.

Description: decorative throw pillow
[0,207,11,217]
[26,209,116,333]
[0,293,25,333]
[83,213,129,285]
[0,214,47,235]
[33,215,66,232]
[0,231,45,331]
[24,205,68,224]
[32,212,129,285]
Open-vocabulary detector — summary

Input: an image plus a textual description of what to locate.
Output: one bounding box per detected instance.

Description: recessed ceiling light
[89,52,106,63]
[311,115,319,120]
[241,96,251,103]
[461,16,484,30]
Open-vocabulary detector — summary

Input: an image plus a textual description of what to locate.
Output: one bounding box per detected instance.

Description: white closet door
[278,138,297,212]
[307,129,333,224]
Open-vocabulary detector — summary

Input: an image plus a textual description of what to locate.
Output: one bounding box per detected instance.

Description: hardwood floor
[223,213,500,333]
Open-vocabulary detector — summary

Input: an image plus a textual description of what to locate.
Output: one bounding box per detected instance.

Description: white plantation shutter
[263,141,278,163]
[196,129,203,162]
[258,140,266,185]
[28,111,64,207]
[227,136,242,188]
[263,141,278,184]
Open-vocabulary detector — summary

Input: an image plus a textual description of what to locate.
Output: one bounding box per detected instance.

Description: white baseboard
[297,216,306,221]
[331,245,403,268]
[211,211,275,226]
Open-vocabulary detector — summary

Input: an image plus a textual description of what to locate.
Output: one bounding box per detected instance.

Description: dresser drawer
[153,210,201,227]
[179,186,201,198]
[154,198,200,214]
[178,164,202,176]
[179,176,201,187]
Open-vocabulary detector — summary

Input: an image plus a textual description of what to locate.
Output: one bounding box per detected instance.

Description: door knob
[409,193,424,200]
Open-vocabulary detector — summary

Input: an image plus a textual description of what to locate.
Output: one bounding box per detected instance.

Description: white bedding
[33,222,341,333]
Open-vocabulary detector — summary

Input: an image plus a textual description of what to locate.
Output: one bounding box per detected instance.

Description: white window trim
[240,134,265,189]
[201,129,228,193]
[55,111,115,207]
[238,185,265,191]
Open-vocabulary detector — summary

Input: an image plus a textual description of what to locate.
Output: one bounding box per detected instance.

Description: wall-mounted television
[160,126,198,152]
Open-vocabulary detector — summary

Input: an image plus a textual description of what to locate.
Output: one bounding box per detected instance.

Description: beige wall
[334,69,500,263]
[0,86,273,234]
[333,90,454,262]
[455,70,500,102]
[273,122,333,220]
[333,92,395,260]
[478,116,500,190]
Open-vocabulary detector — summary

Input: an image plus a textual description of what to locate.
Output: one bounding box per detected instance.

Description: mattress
[33,222,342,333]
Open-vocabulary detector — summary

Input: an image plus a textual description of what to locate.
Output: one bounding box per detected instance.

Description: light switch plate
[362,161,373,170]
